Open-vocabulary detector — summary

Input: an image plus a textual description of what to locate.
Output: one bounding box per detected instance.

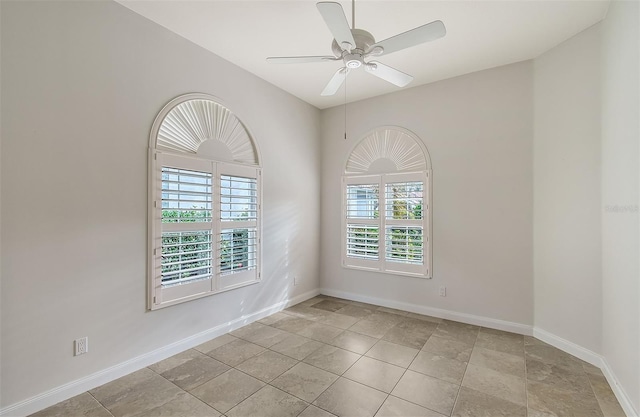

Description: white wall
[532,24,603,353]
[320,62,534,327]
[600,0,639,412]
[533,3,639,412]
[0,0,3,405]
[0,0,320,409]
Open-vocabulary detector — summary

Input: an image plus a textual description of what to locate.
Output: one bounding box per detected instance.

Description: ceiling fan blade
[365,61,413,87]
[317,2,356,51]
[266,56,338,64]
[321,67,349,96]
[370,20,446,57]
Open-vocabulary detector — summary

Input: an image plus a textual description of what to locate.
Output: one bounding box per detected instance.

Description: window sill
[342,262,431,279]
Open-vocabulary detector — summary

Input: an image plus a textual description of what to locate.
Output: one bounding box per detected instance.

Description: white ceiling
[117,0,610,109]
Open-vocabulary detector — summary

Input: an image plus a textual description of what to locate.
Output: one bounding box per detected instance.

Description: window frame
[148,150,262,310]
[342,170,432,278]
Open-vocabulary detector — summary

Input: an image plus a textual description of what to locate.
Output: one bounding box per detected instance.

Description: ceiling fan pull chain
[344,72,348,140]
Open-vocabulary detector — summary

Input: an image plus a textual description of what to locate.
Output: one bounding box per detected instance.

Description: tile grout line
[524,335,530,417]
[584,364,608,417]
[447,326,479,417]
[86,390,116,417]
[372,393,391,417]
[147,362,228,416]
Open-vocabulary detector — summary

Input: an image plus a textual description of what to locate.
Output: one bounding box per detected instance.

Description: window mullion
[379,175,386,271]
[212,161,220,292]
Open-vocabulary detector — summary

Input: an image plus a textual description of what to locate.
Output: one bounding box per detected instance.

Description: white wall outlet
[439,286,446,297]
[75,337,88,356]
[293,276,298,286]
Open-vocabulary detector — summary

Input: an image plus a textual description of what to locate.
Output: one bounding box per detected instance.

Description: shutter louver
[220,175,257,221]
[161,167,212,223]
[219,170,259,282]
[385,226,423,264]
[160,166,213,288]
[385,181,423,220]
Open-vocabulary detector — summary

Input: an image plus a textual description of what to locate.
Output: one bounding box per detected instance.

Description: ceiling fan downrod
[351,0,355,29]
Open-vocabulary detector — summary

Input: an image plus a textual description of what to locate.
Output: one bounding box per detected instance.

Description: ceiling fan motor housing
[332,28,376,57]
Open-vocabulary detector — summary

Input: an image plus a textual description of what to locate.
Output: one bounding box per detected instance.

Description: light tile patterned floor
[31,296,626,417]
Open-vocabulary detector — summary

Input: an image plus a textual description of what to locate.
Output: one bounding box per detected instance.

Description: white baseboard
[601,359,639,417]
[320,288,534,336]
[0,289,319,417]
[534,328,638,417]
[532,327,602,367]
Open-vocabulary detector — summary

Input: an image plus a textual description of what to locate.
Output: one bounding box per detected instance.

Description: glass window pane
[161,230,212,286]
[162,167,212,223]
[385,226,423,264]
[346,184,379,219]
[385,181,423,220]
[346,224,379,260]
[219,228,257,274]
[221,175,257,221]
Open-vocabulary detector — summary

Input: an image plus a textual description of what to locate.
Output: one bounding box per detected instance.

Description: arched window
[148,94,261,309]
[343,127,432,278]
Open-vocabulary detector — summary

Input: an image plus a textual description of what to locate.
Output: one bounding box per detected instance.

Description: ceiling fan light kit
[267,1,446,96]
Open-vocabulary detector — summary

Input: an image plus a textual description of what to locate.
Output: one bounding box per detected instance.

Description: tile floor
[31,296,626,417]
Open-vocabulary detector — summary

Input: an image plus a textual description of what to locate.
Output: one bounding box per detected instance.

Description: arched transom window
[343,127,432,278]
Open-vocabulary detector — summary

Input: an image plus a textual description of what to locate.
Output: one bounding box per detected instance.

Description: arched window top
[150,93,260,166]
[345,127,431,174]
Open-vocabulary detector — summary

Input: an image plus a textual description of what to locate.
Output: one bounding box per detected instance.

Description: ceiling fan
[266,1,446,96]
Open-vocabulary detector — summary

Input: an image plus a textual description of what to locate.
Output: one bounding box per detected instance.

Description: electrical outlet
[75,337,88,356]
[439,286,446,297]
[293,276,298,286]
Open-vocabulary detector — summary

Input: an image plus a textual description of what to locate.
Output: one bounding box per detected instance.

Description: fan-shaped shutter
[346,128,428,174]
[151,94,259,166]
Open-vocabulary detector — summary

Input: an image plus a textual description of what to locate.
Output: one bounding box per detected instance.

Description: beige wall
[532,23,603,353]
[0,0,320,408]
[320,61,534,327]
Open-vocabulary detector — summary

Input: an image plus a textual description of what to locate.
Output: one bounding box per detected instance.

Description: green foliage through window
[161,231,212,285]
[220,228,256,274]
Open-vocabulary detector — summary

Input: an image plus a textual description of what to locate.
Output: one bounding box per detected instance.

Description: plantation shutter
[218,163,261,290]
[382,172,427,276]
[384,180,424,264]
[342,172,429,277]
[154,153,215,305]
[150,153,262,309]
[343,176,382,271]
